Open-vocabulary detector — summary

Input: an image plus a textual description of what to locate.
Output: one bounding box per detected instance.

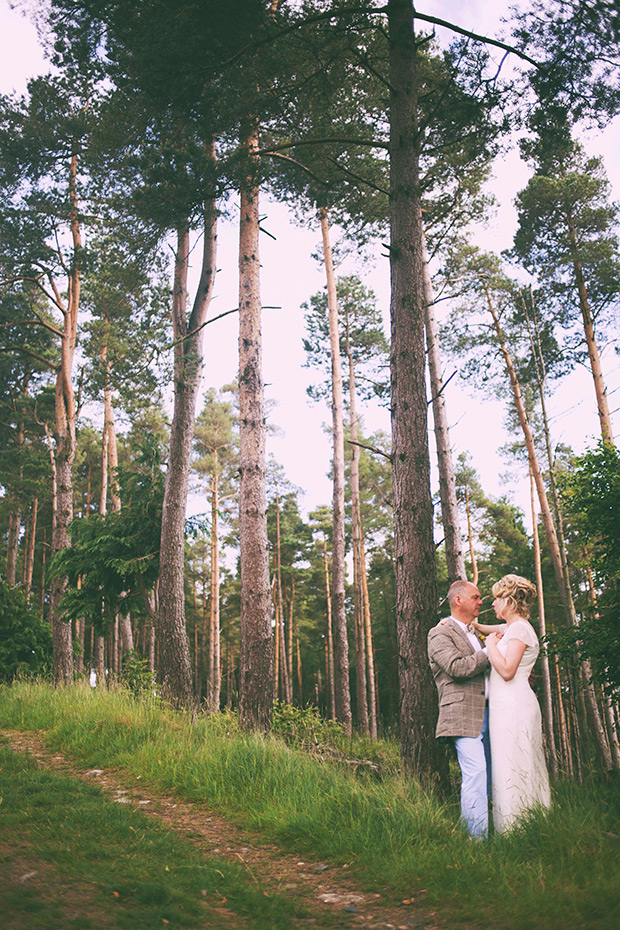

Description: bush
[271,701,345,750]
[0,579,52,680]
[120,650,157,697]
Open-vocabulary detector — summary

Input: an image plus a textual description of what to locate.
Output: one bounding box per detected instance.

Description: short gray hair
[447,580,474,605]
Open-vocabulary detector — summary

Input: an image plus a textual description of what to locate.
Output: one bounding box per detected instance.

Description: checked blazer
[427,619,490,739]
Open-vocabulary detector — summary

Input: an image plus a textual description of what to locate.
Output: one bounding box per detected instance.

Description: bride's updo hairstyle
[492,574,537,619]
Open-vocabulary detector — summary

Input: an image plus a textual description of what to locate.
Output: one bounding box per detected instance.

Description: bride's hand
[486,632,501,647]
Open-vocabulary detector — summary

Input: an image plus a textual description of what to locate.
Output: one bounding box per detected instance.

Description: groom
[427,580,491,839]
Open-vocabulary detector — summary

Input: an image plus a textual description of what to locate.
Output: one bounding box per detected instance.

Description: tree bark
[530,470,558,778]
[319,205,352,735]
[50,143,82,684]
[288,579,296,699]
[422,234,466,583]
[95,634,105,689]
[272,576,280,702]
[323,535,336,720]
[158,171,218,705]
[275,490,292,703]
[552,652,573,776]
[388,0,446,783]
[566,211,615,444]
[345,314,369,735]
[5,504,21,587]
[24,496,38,603]
[360,530,378,738]
[464,488,479,586]
[484,283,613,770]
[105,357,122,512]
[583,561,620,769]
[238,122,273,731]
[206,454,221,712]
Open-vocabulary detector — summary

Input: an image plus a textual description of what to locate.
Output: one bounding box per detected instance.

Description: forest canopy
[1,0,619,781]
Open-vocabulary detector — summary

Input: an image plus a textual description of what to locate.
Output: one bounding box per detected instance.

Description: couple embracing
[428,575,551,837]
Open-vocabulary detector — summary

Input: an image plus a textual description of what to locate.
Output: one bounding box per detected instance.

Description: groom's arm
[428,626,489,681]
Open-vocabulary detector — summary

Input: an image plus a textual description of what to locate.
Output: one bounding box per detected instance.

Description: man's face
[456,585,482,622]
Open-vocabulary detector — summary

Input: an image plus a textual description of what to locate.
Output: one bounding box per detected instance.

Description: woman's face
[493,596,508,619]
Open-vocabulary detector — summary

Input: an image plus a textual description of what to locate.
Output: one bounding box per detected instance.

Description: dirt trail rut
[3,729,444,930]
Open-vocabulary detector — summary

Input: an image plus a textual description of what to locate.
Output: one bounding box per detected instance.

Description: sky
[1,0,619,534]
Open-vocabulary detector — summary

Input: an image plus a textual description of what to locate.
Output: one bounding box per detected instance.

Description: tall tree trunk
[524,294,585,628]
[95,634,105,689]
[158,172,218,707]
[345,316,369,735]
[360,531,378,739]
[422,234,466,583]
[73,575,85,677]
[24,496,38,603]
[353,557,369,733]
[42,430,57,622]
[207,458,221,712]
[464,488,479,585]
[530,470,558,778]
[75,617,85,676]
[275,490,292,703]
[6,410,25,586]
[111,354,136,656]
[388,0,446,783]
[566,212,614,444]
[40,528,47,618]
[238,122,273,731]
[105,357,122,513]
[323,535,336,720]
[100,362,110,515]
[50,144,82,684]
[552,653,573,776]
[296,628,302,699]
[272,576,280,702]
[5,504,21,586]
[584,561,620,769]
[287,585,294,699]
[567,671,584,781]
[319,205,352,736]
[484,284,613,771]
[288,580,296,699]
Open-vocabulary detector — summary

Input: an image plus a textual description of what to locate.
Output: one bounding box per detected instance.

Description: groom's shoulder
[428,617,454,642]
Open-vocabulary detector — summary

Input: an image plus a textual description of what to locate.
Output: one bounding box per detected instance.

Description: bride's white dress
[489,619,551,833]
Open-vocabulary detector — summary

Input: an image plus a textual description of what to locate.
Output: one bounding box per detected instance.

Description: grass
[1,680,619,930]
[0,744,303,930]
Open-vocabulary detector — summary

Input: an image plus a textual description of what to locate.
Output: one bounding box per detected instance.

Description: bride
[472,574,551,833]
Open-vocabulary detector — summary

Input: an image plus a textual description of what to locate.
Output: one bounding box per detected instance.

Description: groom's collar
[450,616,469,631]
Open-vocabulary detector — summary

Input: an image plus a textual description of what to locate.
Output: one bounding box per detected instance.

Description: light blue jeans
[454,705,491,838]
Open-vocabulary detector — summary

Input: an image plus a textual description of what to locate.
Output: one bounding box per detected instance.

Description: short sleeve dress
[488,619,551,833]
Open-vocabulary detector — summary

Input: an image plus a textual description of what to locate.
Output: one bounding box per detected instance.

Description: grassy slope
[0,746,301,930]
[1,681,619,930]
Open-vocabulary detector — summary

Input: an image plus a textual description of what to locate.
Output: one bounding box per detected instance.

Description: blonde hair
[492,574,537,619]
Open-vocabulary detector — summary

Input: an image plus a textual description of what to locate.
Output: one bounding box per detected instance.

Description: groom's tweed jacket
[427,619,490,739]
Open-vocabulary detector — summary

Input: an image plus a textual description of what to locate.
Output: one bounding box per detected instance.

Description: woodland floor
[1,729,446,930]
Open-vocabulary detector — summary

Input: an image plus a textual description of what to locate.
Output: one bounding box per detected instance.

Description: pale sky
[1,0,619,533]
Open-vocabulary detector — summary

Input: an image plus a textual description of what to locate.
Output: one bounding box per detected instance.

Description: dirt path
[3,729,443,930]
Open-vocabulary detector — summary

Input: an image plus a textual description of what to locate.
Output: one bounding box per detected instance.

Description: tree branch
[261,150,331,186]
[427,369,458,405]
[348,438,392,461]
[218,5,539,70]
[257,136,388,154]
[325,155,389,195]
[1,344,60,371]
[168,305,281,352]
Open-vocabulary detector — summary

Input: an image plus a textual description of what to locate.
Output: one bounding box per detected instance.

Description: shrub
[0,579,52,680]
